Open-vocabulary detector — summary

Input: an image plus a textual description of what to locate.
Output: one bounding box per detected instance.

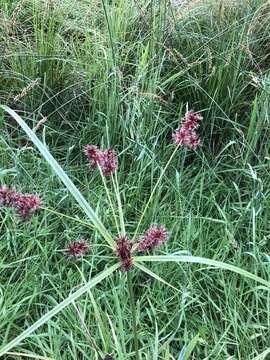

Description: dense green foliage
[0,0,270,359]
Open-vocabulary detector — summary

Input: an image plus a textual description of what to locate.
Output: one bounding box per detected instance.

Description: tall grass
[1,0,270,358]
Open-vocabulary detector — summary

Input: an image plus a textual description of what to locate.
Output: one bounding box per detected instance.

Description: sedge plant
[0,104,270,359]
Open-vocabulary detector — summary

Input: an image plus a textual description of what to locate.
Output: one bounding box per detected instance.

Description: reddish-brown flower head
[137,225,168,252]
[0,186,41,221]
[115,236,133,271]
[99,149,118,176]
[172,110,203,150]
[0,186,18,207]
[66,239,90,257]
[13,193,41,220]
[84,145,101,168]
[84,145,118,176]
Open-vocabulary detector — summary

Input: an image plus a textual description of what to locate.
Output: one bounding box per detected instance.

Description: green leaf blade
[134,255,270,288]
[0,105,115,248]
[0,263,120,356]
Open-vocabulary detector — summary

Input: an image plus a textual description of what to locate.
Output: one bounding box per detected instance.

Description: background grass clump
[0,0,270,359]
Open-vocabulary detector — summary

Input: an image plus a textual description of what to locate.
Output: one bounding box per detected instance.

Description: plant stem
[132,143,180,245]
[98,165,121,236]
[40,206,94,229]
[112,172,126,236]
[101,0,116,67]
[127,271,139,360]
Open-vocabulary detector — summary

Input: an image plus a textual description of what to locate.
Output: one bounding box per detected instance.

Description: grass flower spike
[0,186,41,220]
[137,225,168,252]
[116,236,133,271]
[84,145,118,176]
[173,110,203,149]
[66,239,90,257]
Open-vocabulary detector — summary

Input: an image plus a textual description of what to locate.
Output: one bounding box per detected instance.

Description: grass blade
[0,263,120,356]
[182,333,200,360]
[112,172,126,236]
[75,265,109,351]
[132,144,180,244]
[134,255,270,288]
[98,166,120,236]
[135,263,180,293]
[0,105,115,248]
[6,352,54,360]
[252,349,270,360]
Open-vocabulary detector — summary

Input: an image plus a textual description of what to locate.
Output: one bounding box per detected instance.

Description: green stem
[41,206,94,229]
[132,143,180,246]
[101,0,116,67]
[112,172,126,236]
[127,272,139,360]
[98,165,121,236]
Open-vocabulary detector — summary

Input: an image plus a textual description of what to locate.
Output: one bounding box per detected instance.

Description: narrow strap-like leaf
[0,263,120,356]
[0,105,115,248]
[135,263,180,292]
[134,255,270,288]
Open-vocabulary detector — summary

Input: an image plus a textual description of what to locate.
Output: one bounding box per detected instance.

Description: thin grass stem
[112,172,126,236]
[127,271,139,360]
[98,165,120,236]
[132,143,180,246]
[41,206,94,229]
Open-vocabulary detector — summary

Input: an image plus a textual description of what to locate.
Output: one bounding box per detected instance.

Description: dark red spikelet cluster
[84,145,100,168]
[99,149,118,176]
[0,185,41,221]
[0,186,18,207]
[115,236,133,271]
[172,110,203,150]
[137,225,168,252]
[84,145,118,176]
[66,239,89,258]
[14,193,41,220]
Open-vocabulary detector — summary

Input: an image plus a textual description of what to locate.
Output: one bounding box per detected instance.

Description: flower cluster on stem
[115,236,133,271]
[84,145,118,176]
[137,225,168,252]
[115,225,169,271]
[0,185,41,220]
[66,239,89,257]
[172,110,203,149]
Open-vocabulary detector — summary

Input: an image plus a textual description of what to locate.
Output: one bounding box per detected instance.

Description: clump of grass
[0,104,269,360]
[1,0,270,358]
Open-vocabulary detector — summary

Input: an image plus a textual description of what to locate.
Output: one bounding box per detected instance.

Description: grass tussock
[0,0,270,359]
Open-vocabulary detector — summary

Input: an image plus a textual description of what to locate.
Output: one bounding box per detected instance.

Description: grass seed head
[172,110,203,149]
[137,225,168,252]
[0,186,41,221]
[66,239,90,258]
[115,236,133,271]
